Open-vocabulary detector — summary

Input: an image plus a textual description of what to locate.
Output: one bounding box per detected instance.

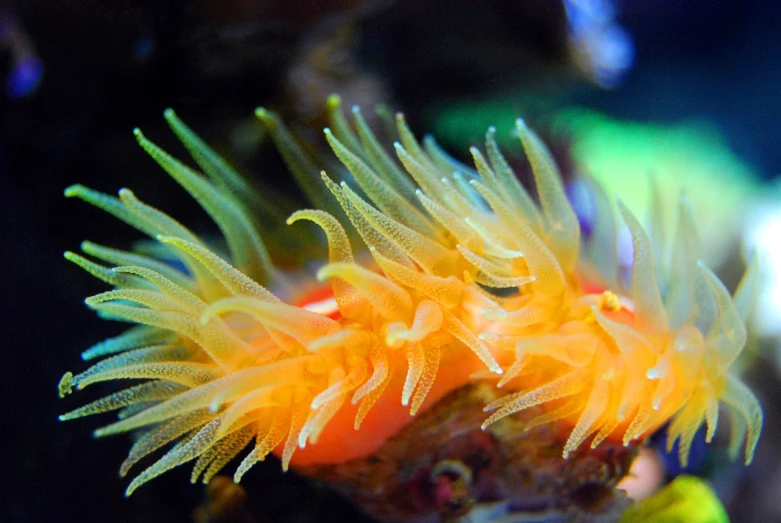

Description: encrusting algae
[58,96,762,518]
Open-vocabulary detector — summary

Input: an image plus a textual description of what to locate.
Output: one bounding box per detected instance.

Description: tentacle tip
[199,311,214,325]
[326,93,341,107]
[163,107,175,119]
[315,267,329,282]
[58,371,74,398]
[156,235,178,247]
[63,184,82,197]
[132,128,143,139]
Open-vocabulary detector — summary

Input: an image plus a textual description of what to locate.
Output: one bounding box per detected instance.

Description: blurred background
[1,1,779,521]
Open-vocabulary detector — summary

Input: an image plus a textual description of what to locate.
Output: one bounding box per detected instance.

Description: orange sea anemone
[58,98,762,497]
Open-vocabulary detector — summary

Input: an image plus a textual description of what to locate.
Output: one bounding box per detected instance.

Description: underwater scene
[2,1,780,522]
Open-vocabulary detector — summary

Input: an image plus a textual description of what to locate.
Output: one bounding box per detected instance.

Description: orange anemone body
[58,100,762,495]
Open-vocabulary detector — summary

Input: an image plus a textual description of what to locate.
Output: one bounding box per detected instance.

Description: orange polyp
[59,107,762,496]
[278,346,486,466]
[273,279,494,466]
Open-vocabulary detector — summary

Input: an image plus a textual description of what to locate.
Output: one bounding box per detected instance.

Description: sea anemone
[59,99,762,501]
